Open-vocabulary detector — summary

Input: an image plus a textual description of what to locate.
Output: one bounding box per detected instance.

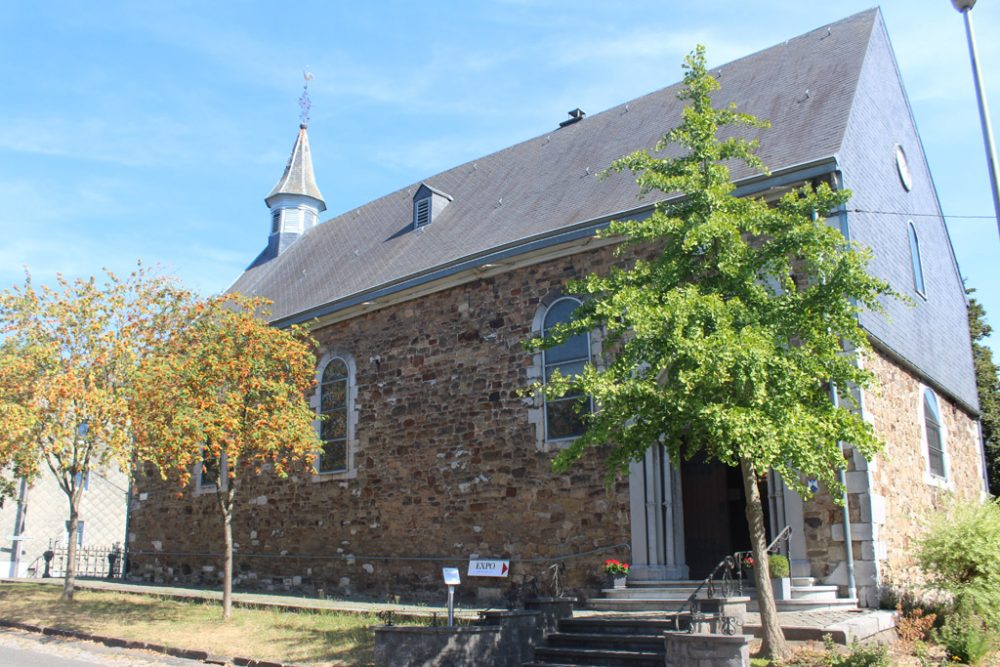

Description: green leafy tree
[0,267,189,600]
[131,294,320,620]
[528,47,895,659]
[966,289,999,495]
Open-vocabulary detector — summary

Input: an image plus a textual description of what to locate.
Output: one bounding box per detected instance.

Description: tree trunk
[740,458,787,660]
[62,501,80,602]
[222,507,233,620]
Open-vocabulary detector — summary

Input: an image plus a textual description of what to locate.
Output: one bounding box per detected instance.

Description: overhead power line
[847,208,995,220]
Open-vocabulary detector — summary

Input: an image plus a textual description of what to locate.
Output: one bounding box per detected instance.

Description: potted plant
[739,552,755,576]
[769,553,792,600]
[603,559,630,589]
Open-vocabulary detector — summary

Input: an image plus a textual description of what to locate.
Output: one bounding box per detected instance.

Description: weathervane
[299,68,314,126]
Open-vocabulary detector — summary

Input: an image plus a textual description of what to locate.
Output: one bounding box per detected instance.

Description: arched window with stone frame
[316,355,353,475]
[540,296,593,442]
[922,387,947,481]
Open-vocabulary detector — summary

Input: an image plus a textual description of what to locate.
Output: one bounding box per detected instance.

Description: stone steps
[749,597,859,613]
[588,578,857,613]
[560,617,686,634]
[527,615,683,667]
[544,632,665,651]
[531,646,665,667]
[587,598,687,612]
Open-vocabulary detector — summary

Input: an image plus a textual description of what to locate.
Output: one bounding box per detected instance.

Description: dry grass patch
[0,582,396,666]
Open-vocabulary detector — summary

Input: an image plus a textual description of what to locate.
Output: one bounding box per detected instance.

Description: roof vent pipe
[559,108,586,127]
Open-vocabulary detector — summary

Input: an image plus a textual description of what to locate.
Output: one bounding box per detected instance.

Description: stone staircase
[524,616,686,667]
[588,577,857,613]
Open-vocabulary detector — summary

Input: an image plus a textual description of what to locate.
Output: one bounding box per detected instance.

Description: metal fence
[28,544,125,579]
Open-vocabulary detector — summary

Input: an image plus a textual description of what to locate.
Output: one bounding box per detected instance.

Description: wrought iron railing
[32,543,125,579]
[731,524,792,585]
[672,553,741,632]
[672,525,793,634]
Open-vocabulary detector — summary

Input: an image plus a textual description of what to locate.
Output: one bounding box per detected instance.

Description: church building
[129,9,987,608]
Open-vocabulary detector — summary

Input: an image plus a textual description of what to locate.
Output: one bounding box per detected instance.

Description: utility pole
[952,0,1000,240]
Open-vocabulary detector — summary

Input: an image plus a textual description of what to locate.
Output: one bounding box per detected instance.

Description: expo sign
[468,559,510,578]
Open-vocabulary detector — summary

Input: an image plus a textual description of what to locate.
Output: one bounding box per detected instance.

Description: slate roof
[232,9,879,324]
[265,124,326,210]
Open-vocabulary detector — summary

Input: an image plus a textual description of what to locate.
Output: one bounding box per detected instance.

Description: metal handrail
[672,554,740,631]
[672,525,792,631]
[732,525,793,584]
[768,525,792,554]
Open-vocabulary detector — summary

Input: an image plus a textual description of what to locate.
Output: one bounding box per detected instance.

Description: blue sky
[1,1,997,347]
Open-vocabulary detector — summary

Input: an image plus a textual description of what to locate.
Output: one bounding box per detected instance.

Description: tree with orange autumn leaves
[131,294,319,620]
[0,267,190,601]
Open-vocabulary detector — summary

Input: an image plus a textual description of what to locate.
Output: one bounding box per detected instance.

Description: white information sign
[468,559,510,578]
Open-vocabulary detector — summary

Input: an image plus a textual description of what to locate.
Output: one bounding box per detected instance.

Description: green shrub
[821,636,889,667]
[934,614,993,665]
[767,554,792,579]
[769,553,790,578]
[917,499,1000,629]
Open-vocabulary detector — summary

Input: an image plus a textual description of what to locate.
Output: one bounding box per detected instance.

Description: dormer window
[411,183,453,230]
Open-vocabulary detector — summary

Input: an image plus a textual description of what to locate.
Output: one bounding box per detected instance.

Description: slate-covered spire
[262,122,327,261]
[253,71,328,262]
[265,123,327,209]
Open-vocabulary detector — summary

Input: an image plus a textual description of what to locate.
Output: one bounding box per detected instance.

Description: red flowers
[603,559,631,575]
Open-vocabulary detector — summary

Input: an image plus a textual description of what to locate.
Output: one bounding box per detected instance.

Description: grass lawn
[0,582,399,666]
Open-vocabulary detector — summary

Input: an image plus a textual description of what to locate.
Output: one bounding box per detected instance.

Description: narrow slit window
[908,222,926,296]
[924,389,945,478]
[319,358,349,473]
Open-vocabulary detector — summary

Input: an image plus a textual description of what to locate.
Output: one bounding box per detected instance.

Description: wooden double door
[629,449,768,580]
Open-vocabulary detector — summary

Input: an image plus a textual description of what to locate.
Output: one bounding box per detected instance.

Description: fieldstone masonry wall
[799,346,983,606]
[864,347,984,590]
[129,247,632,600]
[129,242,984,607]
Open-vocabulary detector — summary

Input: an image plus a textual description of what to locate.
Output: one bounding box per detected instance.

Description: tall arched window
[924,388,945,479]
[319,358,349,473]
[542,297,591,440]
[908,221,926,296]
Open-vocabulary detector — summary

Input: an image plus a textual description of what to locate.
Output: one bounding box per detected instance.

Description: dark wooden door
[680,456,761,579]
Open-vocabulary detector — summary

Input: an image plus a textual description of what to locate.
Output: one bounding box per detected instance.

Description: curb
[0,618,308,667]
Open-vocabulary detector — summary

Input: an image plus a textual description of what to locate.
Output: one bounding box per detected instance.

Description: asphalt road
[0,629,207,666]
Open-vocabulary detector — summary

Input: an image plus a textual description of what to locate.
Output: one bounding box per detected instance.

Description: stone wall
[864,347,984,591]
[129,246,632,601]
[797,345,984,606]
[798,443,872,602]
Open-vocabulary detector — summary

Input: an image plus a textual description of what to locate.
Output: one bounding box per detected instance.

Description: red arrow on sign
[501,562,508,576]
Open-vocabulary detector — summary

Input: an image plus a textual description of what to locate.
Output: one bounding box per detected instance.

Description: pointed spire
[265,124,326,211]
[252,72,327,265]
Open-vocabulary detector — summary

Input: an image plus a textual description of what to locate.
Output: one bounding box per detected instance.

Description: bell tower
[263,72,326,259]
